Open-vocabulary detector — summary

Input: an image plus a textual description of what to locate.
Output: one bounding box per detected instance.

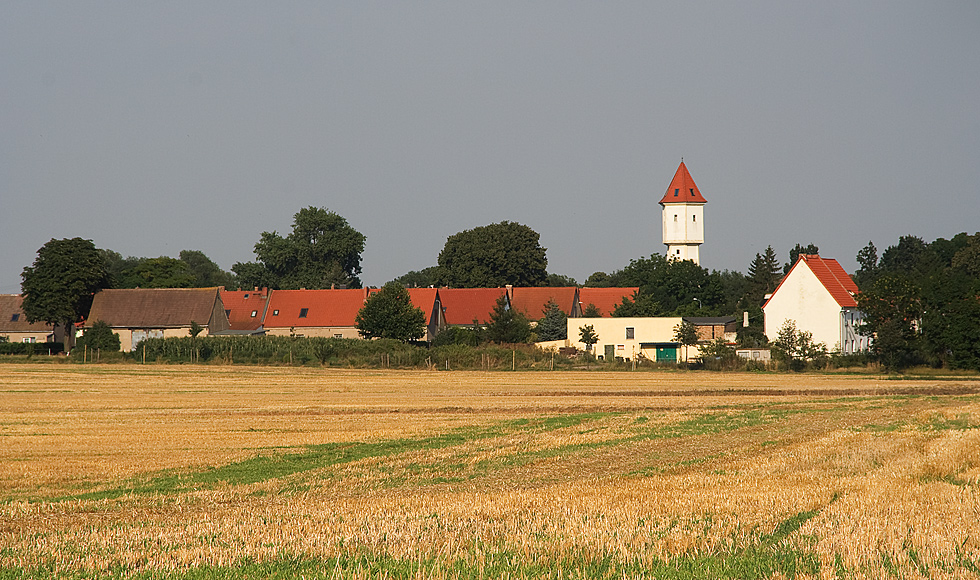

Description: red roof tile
[438,288,507,325]
[263,289,369,328]
[509,287,578,318]
[366,287,441,324]
[577,287,640,317]
[658,161,707,205]
[220,288,271,331]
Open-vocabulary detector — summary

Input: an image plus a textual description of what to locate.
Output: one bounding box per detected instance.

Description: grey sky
[2,2,978,293]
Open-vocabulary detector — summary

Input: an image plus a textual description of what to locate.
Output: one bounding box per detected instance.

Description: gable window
[250,310,258,318]
[626,327,634,340]
[299,308,308,318]
[10,313,19,322]
[674,188,679,197]
[272,309,279,316]
[690,188,695,196]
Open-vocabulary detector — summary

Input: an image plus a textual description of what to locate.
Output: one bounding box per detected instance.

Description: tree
[484,295,531,344]
[77,320,120,353]
[581,303,602,318]
[179,250,236,288]
[747,246,781,296]
[856,274,923,371]
[544,273,577,287]
[21,238,110,348]
[234,207,366,289]
[436,221,547,288]
[612,291,661,317]
[536,299,567,341]
[127,257,195,288]
[854,241,880,289]
[698,338,740,370]
[673,320,700,363]
[605,254,724,315]
[584,272,611,287]
[390,266,442,288]
[770,319,827,371]
[355,283,426,341]
[579,324,598,352]
[784,243,819,274]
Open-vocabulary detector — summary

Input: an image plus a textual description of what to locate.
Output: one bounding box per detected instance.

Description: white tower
[659,160,706,265]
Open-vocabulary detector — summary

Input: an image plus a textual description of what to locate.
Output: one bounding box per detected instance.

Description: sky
[2,2,979,293]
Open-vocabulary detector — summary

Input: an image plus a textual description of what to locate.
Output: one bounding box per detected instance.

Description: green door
[604,344,615,360]
[656,346,677,362]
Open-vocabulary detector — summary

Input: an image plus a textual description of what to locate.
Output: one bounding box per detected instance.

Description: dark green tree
[436,221,547,288]
[612,291,661,317]
[127,257,195,288]
[605,254,724,315]
[484,295,531,344]
[879,236,931,278]
[77,320,121,353]
[390,266,442,288]
[355,283,426,341]
[856,274,923,371]
[234,207,366,289]
[179,250,236,288]
[854,241,880,289]
[536,299,567,341]
[21,238,111,347]
[747,246,781,295]
[783,243,820,274]
[581,303,603,318]
[583,272,611,287]
[544,273,577,287]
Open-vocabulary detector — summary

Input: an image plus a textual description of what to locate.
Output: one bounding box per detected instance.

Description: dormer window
[10,313,19,322]
[250,310,258,318]
[272,309,279,316]
[299,308,308,318]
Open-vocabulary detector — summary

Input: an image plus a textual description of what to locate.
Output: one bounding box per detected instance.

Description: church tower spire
[659,160,706,265]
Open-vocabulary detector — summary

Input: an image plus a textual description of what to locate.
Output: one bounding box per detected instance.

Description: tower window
[676,250,681,255]
[692,215,696,222]
[674,189,679,197]
[673,215,678,222]
[690,188,695,196]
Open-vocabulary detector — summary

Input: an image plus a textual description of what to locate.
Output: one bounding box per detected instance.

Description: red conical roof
[659,161,707,204]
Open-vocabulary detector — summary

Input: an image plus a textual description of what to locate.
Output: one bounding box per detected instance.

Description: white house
[660,160,706,265]
[567,316,688,362]
[763,254,868,354]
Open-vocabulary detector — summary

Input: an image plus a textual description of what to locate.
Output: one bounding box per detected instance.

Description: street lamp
[693,297,702,309]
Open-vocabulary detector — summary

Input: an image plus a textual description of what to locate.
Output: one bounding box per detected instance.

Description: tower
[659,160,706,265]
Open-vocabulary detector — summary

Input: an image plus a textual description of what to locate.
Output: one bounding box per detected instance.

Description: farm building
[0,294,65,345]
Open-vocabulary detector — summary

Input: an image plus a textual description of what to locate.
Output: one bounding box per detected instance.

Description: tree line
[16,205,980,371]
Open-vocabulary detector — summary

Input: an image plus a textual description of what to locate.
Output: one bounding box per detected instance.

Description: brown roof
[87,288,224,328]
[0,294,57,334]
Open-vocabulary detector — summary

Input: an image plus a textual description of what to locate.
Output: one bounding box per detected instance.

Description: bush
[0,342,64,355]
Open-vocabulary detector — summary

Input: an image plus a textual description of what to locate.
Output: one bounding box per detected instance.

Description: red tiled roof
[658,161,707,204]
[366,287,441,324]
[577,287,640,317]
[0,294,57,334]
[509,287,578,318]
[765,255,858,309]
[87,288,224,328]
[220,288,271,331]
[263,289,369,328]
[438,288,507,325]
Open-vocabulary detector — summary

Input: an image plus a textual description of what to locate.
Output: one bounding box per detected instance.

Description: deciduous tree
[436,221,547,288]
[21,238,111,348]
[355,283,426,341]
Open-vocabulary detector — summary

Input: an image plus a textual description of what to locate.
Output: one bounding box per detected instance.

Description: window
[243,293,249,299]
[23,337,35,343]
[250,310,258,318]
[617,344,625,350]
[273,309,279,316]
[299,308,308,318]
[626,327,634,340]
[10,313,19,322]
[674,188,679,197]
[334,334,343,339]
[224,310,231,318]
[676,249,681,255]
[692,215,696,222]
[673,215,678,222]
[690,188,695,196]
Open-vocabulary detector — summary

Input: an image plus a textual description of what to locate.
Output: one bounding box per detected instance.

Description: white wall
[763,262,846,352]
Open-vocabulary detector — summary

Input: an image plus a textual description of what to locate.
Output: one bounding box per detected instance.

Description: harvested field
[1,364,979,578]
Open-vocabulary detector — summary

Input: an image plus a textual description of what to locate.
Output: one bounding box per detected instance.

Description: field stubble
[1,364,979,578]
